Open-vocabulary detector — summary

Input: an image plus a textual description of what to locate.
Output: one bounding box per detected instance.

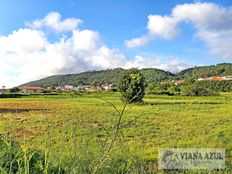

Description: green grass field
[0,92,232,173]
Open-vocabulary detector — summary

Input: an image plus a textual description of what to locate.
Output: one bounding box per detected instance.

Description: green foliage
[22,68,173,87]
[180,85,218,96]
[0,135,45,174]
[9,87,20,93]
[117,68,147,104]
[140,68,174,82]
[0,93,232,173]
[179,79,231,96]
[177,63,232,79]
[22,63,232,90]
[147,80,221,96]
[147,82,180,95]
[195,80,232,92]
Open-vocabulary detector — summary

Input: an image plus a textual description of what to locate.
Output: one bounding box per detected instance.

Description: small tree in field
[117,68,146,104]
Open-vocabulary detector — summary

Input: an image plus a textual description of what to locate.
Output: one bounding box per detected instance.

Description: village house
[101,84,112,90]
[53,84,113,92]
[0,89,6,95]
[197,76,232,81]
[173,80,185,85]
[64,85,74,91]
[86,85,102,92]
[18,86,45,93]
[222,76,232,80]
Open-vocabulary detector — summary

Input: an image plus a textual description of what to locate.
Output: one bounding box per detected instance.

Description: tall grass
[0,92,232,173]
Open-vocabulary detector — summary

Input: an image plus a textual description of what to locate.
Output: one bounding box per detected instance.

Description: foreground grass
[0,92,232,173]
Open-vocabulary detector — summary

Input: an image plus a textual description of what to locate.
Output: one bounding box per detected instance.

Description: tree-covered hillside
[23,68,174,87]
[22,63,232,87]
[177,63,232,79]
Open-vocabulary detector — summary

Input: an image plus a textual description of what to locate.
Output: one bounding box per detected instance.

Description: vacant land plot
[0,92,231,173]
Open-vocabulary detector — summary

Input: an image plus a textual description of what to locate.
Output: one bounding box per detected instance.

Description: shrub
[181,85,218,96]
[117,68,147,104]
[146,82,180,95]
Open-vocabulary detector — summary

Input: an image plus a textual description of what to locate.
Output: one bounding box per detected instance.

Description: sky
[0,0,232,87]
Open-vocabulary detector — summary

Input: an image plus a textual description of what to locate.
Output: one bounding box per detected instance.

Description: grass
[0,92,232,173]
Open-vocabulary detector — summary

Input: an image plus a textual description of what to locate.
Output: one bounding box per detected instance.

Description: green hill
[22,63,232,87]
[177,63,232,79]
[23,68,174,87]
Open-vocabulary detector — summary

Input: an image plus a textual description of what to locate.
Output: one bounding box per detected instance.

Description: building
[18,86,45,93]
[197,76,232,81]
[173,80,185,85]
[75,84,90,91]
[0,89,6,95]
[101,84,112,90]
[209,76,224,81]
[197,78,205,81]
[64,85,74,90]
[86,85,102,92]
[223,76,232,80]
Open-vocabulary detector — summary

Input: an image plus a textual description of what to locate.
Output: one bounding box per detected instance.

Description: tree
[9,87,20,93]
[117,68,147,104]
[181,85,218,96]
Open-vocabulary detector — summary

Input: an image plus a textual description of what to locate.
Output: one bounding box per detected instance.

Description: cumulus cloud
[26,12,82,32]
[72,30,100,51]
[125,2,232,60]
[124,56,191,72]
[147,15,180,39]
[125,36,149,48]
[0,12,191,87]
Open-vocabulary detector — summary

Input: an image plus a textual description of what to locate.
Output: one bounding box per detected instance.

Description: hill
[23,68,174,87]
[22,63,232,87]
[177,63,232,79]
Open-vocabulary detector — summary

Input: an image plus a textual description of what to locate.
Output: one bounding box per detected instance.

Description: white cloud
[124,56,191,72]
[0,29,46,53]
[172,2,232,30]
[125,36,149,48]
[147,15,180,39]
[72,29,100,51]
[0,12,191,87]
[126,2,232,61]
[26,12,82,32]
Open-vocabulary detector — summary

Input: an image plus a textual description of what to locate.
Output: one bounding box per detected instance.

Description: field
[0,92,232,173]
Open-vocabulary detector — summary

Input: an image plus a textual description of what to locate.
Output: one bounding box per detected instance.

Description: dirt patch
[0,108,46,113]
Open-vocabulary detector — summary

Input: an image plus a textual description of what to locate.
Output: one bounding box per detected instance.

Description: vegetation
[1,63,231,173]
[9,87,20,93]
[147,82,180,95]
[146,78,232,96]
[177,63,232,79]
[117,68,147,104]
[147,82,219,96]
[21,63,232,87]
[0,92,231,173]
[194,80,232,92]
[22,68,173,87]
[0,135,45,173]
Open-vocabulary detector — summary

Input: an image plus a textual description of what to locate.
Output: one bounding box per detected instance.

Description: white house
[101,84,112,90]
[64,85,74,90]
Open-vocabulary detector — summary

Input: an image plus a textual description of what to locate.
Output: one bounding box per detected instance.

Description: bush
[146,82,180,95]
[117,68,147,104]
[181,85,218,96]
[9,87,20,93]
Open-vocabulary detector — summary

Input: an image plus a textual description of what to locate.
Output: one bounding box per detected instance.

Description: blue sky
[0,0,232,87]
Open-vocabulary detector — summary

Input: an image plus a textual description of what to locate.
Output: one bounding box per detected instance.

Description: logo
[158,148,225,169]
